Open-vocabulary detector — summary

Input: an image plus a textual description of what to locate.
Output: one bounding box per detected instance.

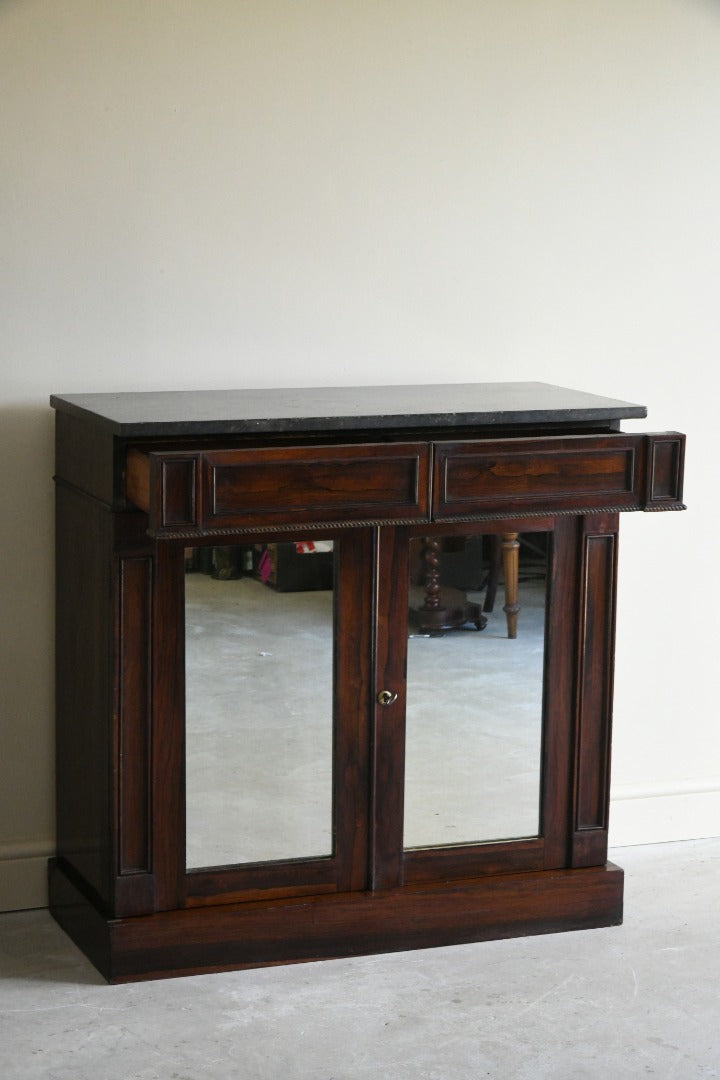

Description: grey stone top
[50,382,646,437]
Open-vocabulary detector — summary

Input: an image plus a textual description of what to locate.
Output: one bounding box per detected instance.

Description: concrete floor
[1,837,719,1079]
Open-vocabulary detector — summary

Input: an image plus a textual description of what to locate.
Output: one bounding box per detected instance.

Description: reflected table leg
[409,537,487,633]
[501,532,520,639]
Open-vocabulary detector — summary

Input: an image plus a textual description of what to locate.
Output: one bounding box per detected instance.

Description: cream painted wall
[2,0,719,910]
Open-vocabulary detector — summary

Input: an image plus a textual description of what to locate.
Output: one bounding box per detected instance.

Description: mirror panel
[404,532,547,850]
[184,542,335,870]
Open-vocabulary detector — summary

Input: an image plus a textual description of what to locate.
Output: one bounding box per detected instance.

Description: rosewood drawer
[432,432,685,520]
[126,432,684,536]
[125,442,430,535]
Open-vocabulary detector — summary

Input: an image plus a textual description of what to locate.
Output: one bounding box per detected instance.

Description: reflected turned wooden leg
[420,537,442,614]
[483,534,502,613]
[501,532,520,639]
[410,537,486,633]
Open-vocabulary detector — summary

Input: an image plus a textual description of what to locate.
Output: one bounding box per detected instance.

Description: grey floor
[1,837,719,1079]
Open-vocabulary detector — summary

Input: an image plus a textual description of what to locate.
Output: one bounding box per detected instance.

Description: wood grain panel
[159,458,197,528]
[127,444,430,533]
[150,543,186,911]
[117,557,152,876]
[541,516,582,869]
[371,527,410,890]
[646,433,685,508]
[572,518,618,868]
[49,858,624,982]
[54,484,114,909]
[434,436,640,518]
[205,444,429,529]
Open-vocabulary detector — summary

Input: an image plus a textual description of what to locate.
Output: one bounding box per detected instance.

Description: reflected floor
[185,573,545,871]
[405,579,544,848]
[185,575,334,868]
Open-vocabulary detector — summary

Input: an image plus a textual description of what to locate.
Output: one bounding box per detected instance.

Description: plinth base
[49,858,624,983]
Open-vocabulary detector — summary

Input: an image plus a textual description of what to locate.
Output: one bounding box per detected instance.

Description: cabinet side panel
[55,484,113,907]
[54,412,117,505]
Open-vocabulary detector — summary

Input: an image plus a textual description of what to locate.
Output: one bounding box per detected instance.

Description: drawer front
[433,433,685,519]
[125,432,683,534]
[127,443,430,535]
[204,444,429,530]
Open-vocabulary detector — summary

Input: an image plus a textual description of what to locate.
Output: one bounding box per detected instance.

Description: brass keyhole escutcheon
[377,689,398,706]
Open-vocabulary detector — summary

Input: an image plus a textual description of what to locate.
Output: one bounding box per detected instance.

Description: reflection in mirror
[184,541,334,870]
[404,532,547,850]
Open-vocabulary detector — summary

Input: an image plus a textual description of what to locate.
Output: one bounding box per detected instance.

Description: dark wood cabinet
[48,383,685,982]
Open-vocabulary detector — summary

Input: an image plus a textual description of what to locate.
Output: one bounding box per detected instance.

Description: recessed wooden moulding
[50,383,685,981]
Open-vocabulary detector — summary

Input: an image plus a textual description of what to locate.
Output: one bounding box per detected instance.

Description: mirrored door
[184,541,336,869]
[180,529,374,904]
[404,532,547,850]
[371,520,573,890]
[169,519,573,906]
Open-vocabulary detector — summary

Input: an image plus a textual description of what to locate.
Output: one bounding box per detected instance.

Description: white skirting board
[609,783,720,847]
[2,791,720,912]
[0,841,54,912]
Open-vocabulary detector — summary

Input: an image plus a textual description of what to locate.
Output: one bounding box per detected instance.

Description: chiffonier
[48,383,685,982]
